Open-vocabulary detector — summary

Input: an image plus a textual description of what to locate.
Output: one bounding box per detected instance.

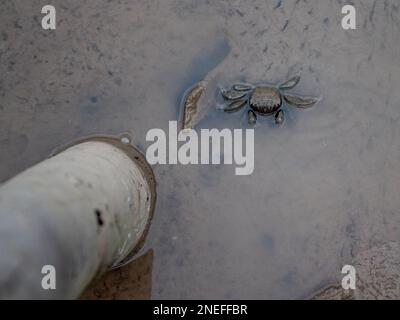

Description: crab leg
[224,99,247,113]
[232,83,254,92]
[248,110,257,125]
[221,89,247,100]
[279,74,301,90]
[275,110,284,124]
[283,94,321,109]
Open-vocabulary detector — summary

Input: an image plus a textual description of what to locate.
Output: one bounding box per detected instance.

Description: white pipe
[0,136,156,299]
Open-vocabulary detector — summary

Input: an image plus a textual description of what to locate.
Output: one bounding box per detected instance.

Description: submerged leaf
[181,81,207,130]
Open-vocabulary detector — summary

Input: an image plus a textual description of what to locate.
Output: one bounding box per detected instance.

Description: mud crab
[220,74,320,125]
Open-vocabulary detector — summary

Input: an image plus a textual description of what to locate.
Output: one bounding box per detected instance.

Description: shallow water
[1,0,400,299]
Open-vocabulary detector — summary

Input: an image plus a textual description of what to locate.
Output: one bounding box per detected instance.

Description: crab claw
[223,99,247,113]
[279,73,301,90]
[283,94,321,109]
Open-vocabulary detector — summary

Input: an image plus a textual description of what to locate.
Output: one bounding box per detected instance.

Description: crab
[220,74,320,125]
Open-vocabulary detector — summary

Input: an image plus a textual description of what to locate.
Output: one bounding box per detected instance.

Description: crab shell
[249,87,282,115]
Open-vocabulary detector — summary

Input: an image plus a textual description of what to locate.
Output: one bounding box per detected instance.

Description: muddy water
[1,0,400,299]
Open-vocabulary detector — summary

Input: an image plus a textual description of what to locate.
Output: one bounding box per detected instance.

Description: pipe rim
[49,134,157,270]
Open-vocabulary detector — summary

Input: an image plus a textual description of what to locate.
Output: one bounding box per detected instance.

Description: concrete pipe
[0,136,156,299]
